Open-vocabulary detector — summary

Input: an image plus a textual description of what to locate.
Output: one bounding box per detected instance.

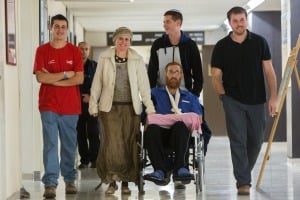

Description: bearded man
[211,6,277,195]
[144,62,203,186]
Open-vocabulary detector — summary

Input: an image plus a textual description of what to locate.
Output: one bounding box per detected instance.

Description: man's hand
[198,115,203,124]
[65,71,75,79]
[42,68,49,73]
[37,68,76,84]
[82,94,90,103]
[268,96,277,117]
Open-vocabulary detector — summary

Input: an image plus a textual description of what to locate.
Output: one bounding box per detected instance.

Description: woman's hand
[91,113,98,117]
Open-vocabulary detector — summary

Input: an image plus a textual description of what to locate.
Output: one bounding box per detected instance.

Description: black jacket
[148,31,203,96]
[80,59,97,113]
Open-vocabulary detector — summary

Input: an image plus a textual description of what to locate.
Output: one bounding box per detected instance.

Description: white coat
[89,47,155,115]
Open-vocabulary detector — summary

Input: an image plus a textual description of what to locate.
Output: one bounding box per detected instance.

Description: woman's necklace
[115,55,128,63]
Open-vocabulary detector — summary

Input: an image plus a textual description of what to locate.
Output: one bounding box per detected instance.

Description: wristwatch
[63,71,67,80]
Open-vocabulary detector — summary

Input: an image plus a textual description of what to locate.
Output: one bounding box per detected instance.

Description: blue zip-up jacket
[151,87,203,115]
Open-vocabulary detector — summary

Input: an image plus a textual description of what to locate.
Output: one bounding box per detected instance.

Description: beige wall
[0,0,6,197]
[86,31,107,47]
[0,0,86,198]
[48,0,66,17]
[19,0,41,177]
[202,45,227,136]
[0,0,23,198]
[75,21,84,44]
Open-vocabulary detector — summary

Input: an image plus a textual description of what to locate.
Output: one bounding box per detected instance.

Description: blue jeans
[222,95,266,187]
[40,111,78,187]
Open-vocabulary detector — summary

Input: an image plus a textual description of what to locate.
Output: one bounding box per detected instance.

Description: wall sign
[5,0,16,65]
[107,31,204,46]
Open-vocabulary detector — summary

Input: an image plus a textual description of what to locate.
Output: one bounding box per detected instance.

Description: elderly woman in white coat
[89,27,155,195]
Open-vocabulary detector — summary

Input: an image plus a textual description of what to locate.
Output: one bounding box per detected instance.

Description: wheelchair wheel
[138,170,145,195]
[198,154,205,192]
[195,134,205,193]
[195,158,204,193]
[138,125,145,195]
[196,171,200,193]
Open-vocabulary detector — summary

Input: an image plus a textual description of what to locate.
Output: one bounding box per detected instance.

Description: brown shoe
[121,182,131,194]
[43,186,56,199]
[105,182,118,195]
[238,185,250,195]
[66,182,77,194]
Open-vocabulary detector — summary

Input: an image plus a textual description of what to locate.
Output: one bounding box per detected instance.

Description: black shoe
[174,181,186,189]
[90,161,96,168]
[77,163,89,169]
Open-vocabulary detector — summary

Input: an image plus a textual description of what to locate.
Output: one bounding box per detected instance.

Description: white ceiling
[57,0,281,32]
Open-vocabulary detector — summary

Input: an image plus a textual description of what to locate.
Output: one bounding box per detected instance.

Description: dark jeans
[222,95,265,186]
[144,121,190,174]
[76,112,100,165]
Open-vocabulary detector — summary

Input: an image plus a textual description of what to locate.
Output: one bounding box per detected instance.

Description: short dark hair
[164,9,183,24]
[50,14,68,28]
[227,6,247,21]
[78,41,89,46]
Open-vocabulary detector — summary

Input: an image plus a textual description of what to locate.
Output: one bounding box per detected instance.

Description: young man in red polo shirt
[33,14,83,199]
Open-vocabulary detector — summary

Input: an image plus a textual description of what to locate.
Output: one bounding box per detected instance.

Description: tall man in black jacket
[147,9,206,190]
[148,9,203,97]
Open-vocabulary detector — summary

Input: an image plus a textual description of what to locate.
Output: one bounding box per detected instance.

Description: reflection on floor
[9,136,300,200]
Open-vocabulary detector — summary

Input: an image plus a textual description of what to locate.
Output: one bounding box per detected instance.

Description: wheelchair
[137,122,209,194]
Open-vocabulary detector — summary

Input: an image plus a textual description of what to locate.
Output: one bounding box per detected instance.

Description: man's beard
[166,78,181,89]
[234,26,246,35]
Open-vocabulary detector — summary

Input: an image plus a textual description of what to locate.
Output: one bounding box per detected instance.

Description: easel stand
[256,35,300,188]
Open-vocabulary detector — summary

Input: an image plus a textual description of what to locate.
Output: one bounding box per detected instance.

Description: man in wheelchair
[144,62,203,186]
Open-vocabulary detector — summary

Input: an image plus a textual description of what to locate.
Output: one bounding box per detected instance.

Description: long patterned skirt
[96,104,140,184]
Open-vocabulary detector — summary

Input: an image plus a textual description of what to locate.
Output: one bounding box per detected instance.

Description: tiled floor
[11,136,300,200]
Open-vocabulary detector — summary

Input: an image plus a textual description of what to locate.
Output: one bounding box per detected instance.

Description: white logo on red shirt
[48,60,55,64]
[66,60,73,65]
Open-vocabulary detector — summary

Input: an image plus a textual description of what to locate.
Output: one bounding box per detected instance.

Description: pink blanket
[147,113,201,134]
